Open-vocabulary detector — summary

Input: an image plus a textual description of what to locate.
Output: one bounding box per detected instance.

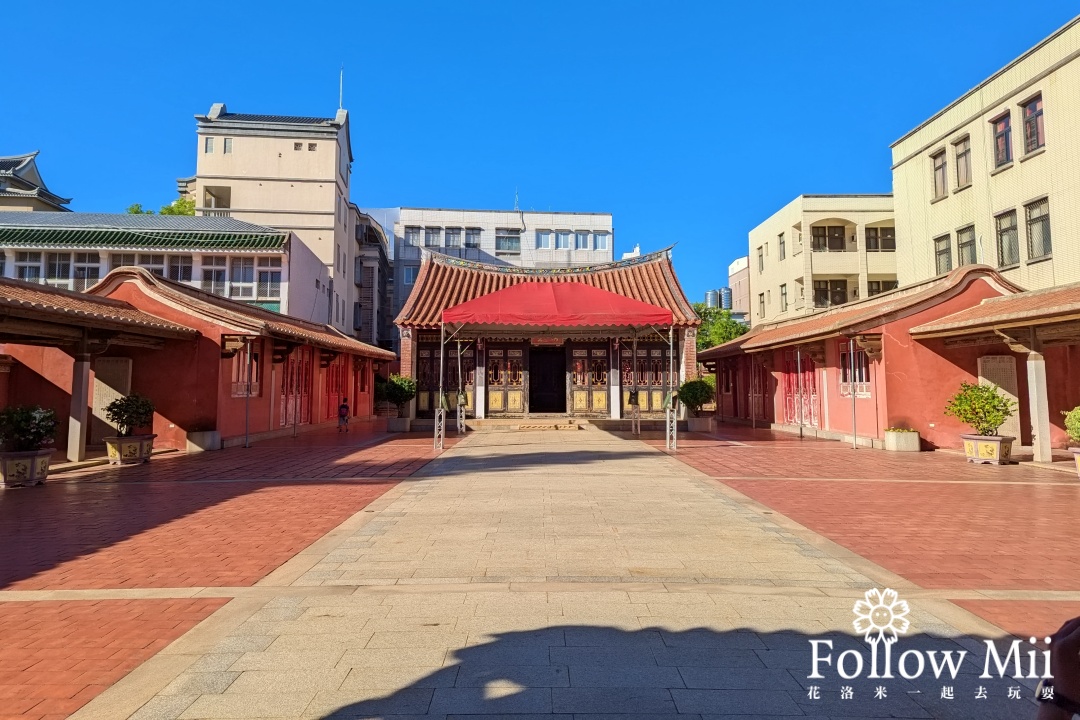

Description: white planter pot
[0,449,52,487]
[386,418,411,433]
[687,417,714,433]
[884,430,921,452]
[104,434,157,465]
[960,434,1015,465]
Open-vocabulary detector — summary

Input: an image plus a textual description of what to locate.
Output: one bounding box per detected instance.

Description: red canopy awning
[441,282,674,327]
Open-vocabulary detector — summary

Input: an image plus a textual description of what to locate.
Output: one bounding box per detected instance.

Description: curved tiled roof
[396,248,699,328]
[90,268,395,360]
[699,265,1022,359]
[0,278,195,338]
[911,280,1080,336]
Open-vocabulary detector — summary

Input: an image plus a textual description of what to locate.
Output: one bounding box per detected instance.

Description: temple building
[0,152,71,212]
[394,248,699,421]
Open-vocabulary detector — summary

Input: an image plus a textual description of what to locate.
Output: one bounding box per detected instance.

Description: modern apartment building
[352,207,394,350]
[749,195,896,324]
[188,104,354,332]
[727,256,750,322]
[891,15,1080,289]
[0,152,71,212]
[0,213,328,317]
[392,207,614,323]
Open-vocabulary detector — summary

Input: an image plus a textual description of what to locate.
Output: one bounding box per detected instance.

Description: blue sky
[6,1,1078,302]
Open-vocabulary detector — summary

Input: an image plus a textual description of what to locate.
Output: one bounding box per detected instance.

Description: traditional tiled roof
[699,265,1022,359]
[90,268,395,360]
[216,113,335,125]
[910,281,1080,337]
[0,213,288,251]
[396,248,700,328]
[0,151,71,209]
[0,277,195,338]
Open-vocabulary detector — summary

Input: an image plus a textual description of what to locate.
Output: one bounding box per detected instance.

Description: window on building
[308,143,317,151]
[168,255,193,282]
[404,227,421,246]
[932,150,948,199]
[867,280,898,297]
[592,232,609,250]
[1026,198,1051,260]
[204,137,214,153]
[555,231,570,250]
[757,246,764,272]
[779,284,788,312]
[294,142,303,151]
[230,340,261,397]
[1022,96,1044,153]
[778,233,785,260]
[44,252,71,288]
[110,253,136,270]
[839,344,870,397]
[495,229,521,253]
[223,138,233,154]
[424,228,441,247]
[73,253,100,292]
[229,257,255,298]
[813,279,847,308]
[465,228,481,248]
[403,266,418,285]
[201,256,227,295]
[758,293,765,318]
[957,225,977,266]
[535,230,552,250]
[996,210,1019,267]
[992,114,1012,167]
[15,252,42,282]
[139,254,165,277]
[575,231,589,250]
[257,257,281,299]
[811,226,846,251]
[865,227,896,252]
[934,235,952,275]
[445,228,461,248]
[954,137,971,187]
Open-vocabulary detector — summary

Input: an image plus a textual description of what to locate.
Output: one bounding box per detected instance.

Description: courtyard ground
[0,423,1075,719]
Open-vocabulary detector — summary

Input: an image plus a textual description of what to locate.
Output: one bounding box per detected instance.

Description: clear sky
[6,1,1078,302]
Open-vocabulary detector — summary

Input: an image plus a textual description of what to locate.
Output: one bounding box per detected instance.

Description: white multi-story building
[727,256,750,322]
[187,104,354,332]
[749,195,896,324]
[391,207,614,332]
[891,15,1080,289]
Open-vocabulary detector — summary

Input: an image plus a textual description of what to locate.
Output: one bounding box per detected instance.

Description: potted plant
[943,382,1017,465]
[884,427,921,452]
[0,405,58,487]
[385,374,417,432]
[1062,406,1080,477]
[103,393,157,464]
[678,378,716,433]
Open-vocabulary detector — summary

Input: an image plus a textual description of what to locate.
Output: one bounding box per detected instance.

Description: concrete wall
[891,17,1080,289]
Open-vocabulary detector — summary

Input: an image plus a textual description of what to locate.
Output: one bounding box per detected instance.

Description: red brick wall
[398,329,415,379]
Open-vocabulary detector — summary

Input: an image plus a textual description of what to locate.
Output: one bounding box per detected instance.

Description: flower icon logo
[853,588,910,644]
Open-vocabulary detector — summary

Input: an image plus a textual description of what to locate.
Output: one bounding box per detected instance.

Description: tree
[126,203,153,214]
[693,302,748,351]
[159,197,195,215]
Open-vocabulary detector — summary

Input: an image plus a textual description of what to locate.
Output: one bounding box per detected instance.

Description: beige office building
[188,104,355,333]
[891,15,1080,289]
[727,256,750,320]
[749,195,896,324]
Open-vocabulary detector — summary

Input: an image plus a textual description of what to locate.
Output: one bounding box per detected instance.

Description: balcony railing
[200,208,232,218]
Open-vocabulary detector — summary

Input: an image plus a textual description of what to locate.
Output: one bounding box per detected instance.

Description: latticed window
[45,253,71,287]
[957,226,978,266]
[257,257,282,299]
[110,253,136,270]
[1026,199,1051,259]
[996,211,1019,267]
[201,256,227,295]
[73,253,100,291]
[168,255,192,282]
[139,254,165,277]
[839,345,870,397]
[15,252,42,282]
[934,235,952,275]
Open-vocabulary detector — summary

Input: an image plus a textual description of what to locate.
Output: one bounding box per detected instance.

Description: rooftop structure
[0,152,71,212]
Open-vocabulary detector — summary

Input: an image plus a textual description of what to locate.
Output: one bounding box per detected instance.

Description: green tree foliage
[105,393,155,437]
[0,406,58,452]
[677,379,716,417]
[126,197,196,216]
[1062,406,1080,445]
[385,375,418,410]
[943,382,1016,436]
[693,302,748,351]
[126,203,153,214]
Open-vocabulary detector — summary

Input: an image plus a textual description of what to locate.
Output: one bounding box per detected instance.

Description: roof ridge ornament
[426,245,675,276]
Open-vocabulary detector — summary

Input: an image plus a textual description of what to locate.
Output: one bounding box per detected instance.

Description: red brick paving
[0,598,227,720]
[953,601,1080,641]
[1,431,458,590]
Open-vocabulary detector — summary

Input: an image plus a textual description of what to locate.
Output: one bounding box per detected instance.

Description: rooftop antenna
[513,187,519,211]
[338,64,344,109]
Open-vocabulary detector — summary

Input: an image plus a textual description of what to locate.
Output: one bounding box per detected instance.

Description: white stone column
[67,354,92,462]
[609,339,621,419]
[474,341,486,419]
[1026,351,1052,462]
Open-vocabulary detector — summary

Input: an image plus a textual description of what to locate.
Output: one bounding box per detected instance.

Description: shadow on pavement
[317,625,1037,719]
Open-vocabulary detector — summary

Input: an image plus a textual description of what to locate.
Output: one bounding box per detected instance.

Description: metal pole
[244,338,253,448]
[667,325,676,450]
[435,323,446,449]
[849,337,857,450]
[796,347,804,440]
[631,330,640,436]
[456,339,464,434]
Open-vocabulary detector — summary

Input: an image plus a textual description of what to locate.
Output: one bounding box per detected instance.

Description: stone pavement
[25,427,1067,719]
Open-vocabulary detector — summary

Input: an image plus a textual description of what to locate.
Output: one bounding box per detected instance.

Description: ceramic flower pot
[104,434,157,465]
[0,449,52,487]
[1069,447,1080,478]
[960,434,1015,465]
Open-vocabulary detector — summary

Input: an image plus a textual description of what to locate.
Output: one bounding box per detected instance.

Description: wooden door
[279,346,313,427]
[569,344,609,416]
[486,346,525,415]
